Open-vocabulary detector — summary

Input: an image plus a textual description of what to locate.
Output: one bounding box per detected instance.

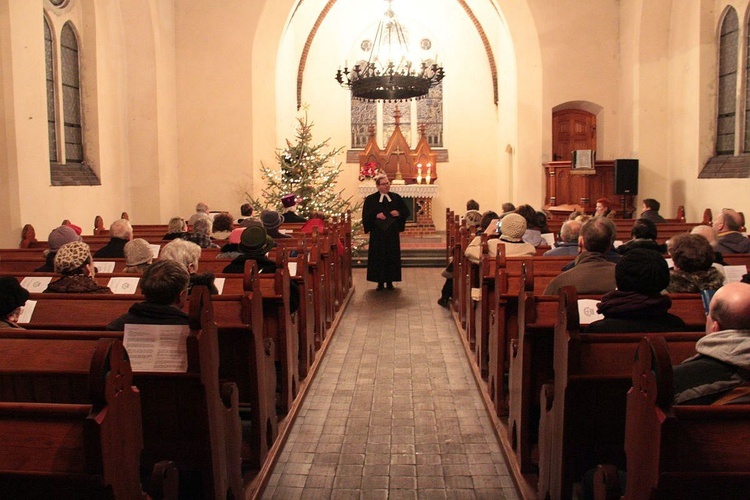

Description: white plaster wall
[174,0,257,220]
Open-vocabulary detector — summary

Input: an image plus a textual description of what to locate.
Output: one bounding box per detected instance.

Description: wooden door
[552,110,596,161]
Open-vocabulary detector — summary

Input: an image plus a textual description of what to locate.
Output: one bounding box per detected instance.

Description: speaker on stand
[614,159,639,218]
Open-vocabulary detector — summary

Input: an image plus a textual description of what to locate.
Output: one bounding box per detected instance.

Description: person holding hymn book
[0,277,29,329]
[44,241,113,294]
[584,248,686,333]
[107,260,190,331]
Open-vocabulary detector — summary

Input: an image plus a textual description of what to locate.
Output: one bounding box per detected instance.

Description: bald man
[714,208,750,254]
[673,282,750,404]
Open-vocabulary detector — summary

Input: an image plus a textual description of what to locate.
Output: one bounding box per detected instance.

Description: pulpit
[544,160,635,220]
[358,107,439,237]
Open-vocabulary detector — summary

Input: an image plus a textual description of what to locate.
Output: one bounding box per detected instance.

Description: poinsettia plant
[358,162,381,181]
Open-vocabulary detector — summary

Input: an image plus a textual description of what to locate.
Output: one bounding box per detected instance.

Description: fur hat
[260,210,284,230]
[54,241,92,274]
[0,277,29,317]
[281,194,297,208]
[239,226,275,257]
[124,238,153,266]
[499,213,527,242]
[48,225,82,252]
[615,248,670,295]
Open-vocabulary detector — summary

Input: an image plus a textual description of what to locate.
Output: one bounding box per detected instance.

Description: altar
[356,107,440,237]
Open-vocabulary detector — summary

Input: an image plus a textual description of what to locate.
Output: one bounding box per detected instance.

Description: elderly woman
[163,216,188,241]
[123,238,154,274]
[666,233,725,293]
[0,277,29,329]
[44,242,113,294]
[160,239,218,294]
[211,213,235,241]
[514,204,544,247]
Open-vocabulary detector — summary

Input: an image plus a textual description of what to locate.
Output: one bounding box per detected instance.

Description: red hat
[281,194,297,208]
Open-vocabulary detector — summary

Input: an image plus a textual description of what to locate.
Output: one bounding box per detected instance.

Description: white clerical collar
[379,193,392,203]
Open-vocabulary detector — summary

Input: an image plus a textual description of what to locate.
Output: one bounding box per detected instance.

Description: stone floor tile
[260,269,517,500]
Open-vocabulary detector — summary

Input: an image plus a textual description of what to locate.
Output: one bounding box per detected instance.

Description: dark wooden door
[552,110,596,161]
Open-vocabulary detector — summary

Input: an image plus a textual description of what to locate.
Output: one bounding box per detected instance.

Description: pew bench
[0,337,178,499]
[594,337,750,499]
[536,287,706,500]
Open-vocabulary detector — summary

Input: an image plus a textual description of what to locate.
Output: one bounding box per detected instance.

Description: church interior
[2,0,750,498]
[2,0,748,245]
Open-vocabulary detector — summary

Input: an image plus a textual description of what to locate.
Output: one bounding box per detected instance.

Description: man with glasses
[362,173,410,290]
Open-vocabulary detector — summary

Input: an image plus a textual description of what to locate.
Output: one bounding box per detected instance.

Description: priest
[362,173,410,290]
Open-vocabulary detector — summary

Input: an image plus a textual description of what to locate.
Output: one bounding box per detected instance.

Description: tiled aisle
[261,268,518,499]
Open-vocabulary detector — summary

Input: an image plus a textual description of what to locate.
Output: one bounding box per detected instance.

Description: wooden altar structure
[358,108,439,236]
[543,160,636,220]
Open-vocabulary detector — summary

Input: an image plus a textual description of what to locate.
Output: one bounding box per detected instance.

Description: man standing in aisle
[362,173,410,290]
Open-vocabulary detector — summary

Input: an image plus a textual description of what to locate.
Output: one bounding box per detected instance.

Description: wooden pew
[0,337,178,499]
[13,287,244,499]
[595,337,750,499]
[506,276,707,475]
[536,287,705,500]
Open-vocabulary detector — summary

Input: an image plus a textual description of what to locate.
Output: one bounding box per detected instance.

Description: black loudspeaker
[614,159,639,195]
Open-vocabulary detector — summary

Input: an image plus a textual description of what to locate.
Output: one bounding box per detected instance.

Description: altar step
[353,247,446,268]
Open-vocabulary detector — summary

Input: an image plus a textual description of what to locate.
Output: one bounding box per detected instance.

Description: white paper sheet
[123,324,190,372]
[95,261,116,273]
[213,277,225,295]
[149,244,161,259]
[288,261,298,276]
[107,277,140,294]
[613,240,624,249]
[20,276,52,293]
[541,233,556,247]
[723,265,748,284]
[578,299,604,325]
[16,300,37,324]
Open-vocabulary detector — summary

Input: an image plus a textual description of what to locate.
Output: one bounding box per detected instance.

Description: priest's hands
[377,212,387,220]
[389,210,400,217]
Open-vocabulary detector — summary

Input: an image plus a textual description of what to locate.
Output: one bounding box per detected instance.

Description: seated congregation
[442,198,750,498]
[0,200,353,498]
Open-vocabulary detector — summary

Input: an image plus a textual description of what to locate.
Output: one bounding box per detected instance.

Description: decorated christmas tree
[247,112,359,219]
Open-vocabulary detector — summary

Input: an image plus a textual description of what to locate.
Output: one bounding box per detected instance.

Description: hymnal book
[123,324,190,372]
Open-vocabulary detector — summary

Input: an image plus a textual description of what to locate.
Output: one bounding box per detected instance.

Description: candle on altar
[425,163,432,184]
[416,163,423,184]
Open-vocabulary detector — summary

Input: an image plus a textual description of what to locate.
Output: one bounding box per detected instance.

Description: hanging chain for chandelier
[335,0,445,102]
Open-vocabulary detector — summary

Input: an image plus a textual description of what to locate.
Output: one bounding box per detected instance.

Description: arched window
[44,18,58,162]
[60,22,83,163]
[716,8,738,156]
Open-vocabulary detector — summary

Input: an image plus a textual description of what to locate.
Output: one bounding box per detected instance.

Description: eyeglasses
[378,181,390,186]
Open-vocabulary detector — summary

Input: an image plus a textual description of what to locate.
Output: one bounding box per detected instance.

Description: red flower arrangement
[359,162,380,181]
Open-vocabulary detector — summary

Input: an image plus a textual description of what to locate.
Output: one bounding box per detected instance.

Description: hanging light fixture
[335,0,445,102]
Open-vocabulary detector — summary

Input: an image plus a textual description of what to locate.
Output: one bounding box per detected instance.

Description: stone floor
[261,268,519,499]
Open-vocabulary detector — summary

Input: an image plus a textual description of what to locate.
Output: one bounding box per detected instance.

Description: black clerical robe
[362,190,410,283]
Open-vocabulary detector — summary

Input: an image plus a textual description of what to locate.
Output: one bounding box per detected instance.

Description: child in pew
[673,282,750,405]
[585,248,687,333]
[44,241,113,294]
[159,239,218,295]
[106,260,190,330]
[0,277,29,329]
